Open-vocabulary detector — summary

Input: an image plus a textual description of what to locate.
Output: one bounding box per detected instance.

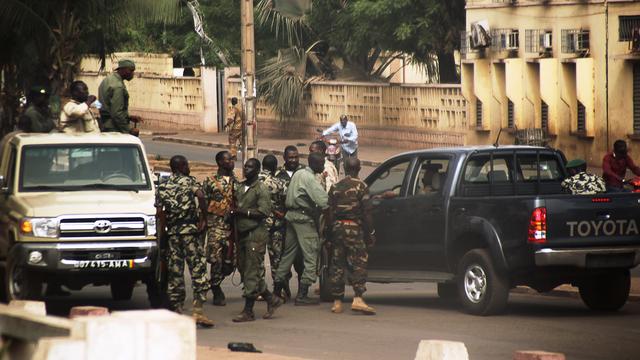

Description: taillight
[528,207,547,244]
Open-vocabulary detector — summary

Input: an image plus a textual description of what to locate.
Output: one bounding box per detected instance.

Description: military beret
[29,85,47,95]
[116,59,136,70]
[566,159,586,168]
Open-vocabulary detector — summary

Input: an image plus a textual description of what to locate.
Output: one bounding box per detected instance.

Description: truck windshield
[20,145,151,192]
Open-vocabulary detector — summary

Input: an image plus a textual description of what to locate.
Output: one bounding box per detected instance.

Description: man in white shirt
[60,81,100,133]
[322,115,358,161]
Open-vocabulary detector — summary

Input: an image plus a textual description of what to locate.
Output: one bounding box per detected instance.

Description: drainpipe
[605,0,610,151]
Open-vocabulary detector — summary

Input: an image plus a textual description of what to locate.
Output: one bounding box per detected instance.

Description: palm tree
[0,0,182,134]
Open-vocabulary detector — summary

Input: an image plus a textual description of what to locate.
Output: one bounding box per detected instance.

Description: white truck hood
[16,190,156,218]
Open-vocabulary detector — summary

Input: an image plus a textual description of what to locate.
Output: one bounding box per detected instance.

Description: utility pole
[240,0,257,163]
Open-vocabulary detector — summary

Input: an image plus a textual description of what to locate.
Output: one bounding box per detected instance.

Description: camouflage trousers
[267,224,285,282]
[329,221,368,299]
[228,129,242,158]
[167,233,211,311]
[206,218,235,287]
[238,226,269,299]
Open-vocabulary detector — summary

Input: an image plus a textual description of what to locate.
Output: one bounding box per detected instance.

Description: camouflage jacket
[156,174,201,235]
[258,170,286,228]
[275,164,305,189]
[226,105,243,131]
[561,172,607,195]
[328,176,371,222]
[203,174,236,226]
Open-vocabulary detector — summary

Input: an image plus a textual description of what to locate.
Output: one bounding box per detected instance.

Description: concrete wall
[226,78,467,149]
[463,0,640,166]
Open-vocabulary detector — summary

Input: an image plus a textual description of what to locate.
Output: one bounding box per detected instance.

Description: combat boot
[294,284,319,306]
[233,298,256,323]
[262,290,283,319]
[212,285,226,306]
[192,300,215,328]
[351,297,375,315]
[331,300,343,314]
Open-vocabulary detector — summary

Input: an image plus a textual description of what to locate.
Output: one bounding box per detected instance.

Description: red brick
[69,306,109,318]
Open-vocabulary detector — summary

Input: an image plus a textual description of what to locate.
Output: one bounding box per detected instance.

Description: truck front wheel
[579,269,630,311]
[4,257,42,301]
[110,280,135,301]
[457,249,509,316]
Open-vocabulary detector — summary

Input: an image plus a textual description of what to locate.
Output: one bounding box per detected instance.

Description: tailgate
[545,193,640,248]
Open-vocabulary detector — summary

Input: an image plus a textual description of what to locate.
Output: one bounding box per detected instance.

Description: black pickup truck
[320,145,640,315]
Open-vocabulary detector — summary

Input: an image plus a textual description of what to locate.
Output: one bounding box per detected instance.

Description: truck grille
[61,248,149,261]
[59,216,146,238]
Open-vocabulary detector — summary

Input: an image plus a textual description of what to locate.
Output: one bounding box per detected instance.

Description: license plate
[74,260,134,269]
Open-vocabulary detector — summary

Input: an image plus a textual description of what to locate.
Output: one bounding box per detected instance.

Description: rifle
[226,179,239,273]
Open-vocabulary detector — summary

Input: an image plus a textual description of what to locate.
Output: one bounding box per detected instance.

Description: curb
[512,286,640,302]
[151,136,383,167]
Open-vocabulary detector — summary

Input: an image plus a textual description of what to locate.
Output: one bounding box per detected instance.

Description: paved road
[44,278,640,360]
[140,136,377,178]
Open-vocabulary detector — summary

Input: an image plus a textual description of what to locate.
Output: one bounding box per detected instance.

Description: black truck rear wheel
[457,249,509,315]
[579,269,630,311]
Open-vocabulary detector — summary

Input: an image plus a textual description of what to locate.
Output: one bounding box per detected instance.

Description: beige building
[461,0,640,165]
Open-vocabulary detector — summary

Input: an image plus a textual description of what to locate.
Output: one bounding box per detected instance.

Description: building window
[634,63,640,134]
[619,16,640,41]
[577,101,586,133]
[507,99,514,128]
[491,29,519,52]
[541,101,549,130]
[561,29,589,53]
[525,29,552,54]
[476,99,483,128]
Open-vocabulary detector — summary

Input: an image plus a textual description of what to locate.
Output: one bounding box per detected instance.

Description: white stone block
[415,340,469,360]
[9,300,47,316]
[111,309,196,360]
[32,338,85,360]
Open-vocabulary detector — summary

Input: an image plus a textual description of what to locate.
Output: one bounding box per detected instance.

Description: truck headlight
[20,218,58,238]
[146,215,157,236]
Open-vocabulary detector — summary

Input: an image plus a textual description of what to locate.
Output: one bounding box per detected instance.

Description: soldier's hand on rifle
[198,217,207,233]
[129,128,140,137]
[129,115,143,124]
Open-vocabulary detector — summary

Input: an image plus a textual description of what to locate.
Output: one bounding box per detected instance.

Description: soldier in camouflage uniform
[203,150,237,306]
[326,157,376,315]
[224,97,243,159]
[156,155,214,327]
[561,158,606,195]
[232,158,282,322]
[274,145,306,300]
[258,155,287,285]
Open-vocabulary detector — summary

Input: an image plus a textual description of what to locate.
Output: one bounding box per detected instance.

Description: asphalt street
[43,277,640,360]
[140,136,377,178]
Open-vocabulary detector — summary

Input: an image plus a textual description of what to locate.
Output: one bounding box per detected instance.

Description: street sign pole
[240,0,257,163]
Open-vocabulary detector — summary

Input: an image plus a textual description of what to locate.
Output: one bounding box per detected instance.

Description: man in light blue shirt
[322,114,359,159]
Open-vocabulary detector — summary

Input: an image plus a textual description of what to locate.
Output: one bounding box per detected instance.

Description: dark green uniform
[20,104,55,133]
[275,165,306,282]
[258,170,286,282]
[156,174,210,311]
[235,179,272,299]
[98,72,132,133]
[275,167,328,287]
[328,176,372,299]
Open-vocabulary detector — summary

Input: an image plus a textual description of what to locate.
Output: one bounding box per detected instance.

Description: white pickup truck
[0,132,163,305]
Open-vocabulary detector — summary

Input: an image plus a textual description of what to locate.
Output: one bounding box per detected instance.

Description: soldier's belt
[335,219,360,225]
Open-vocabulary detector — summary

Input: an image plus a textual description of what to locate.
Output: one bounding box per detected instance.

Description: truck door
[402,156,451,271]
[365,156,414,270]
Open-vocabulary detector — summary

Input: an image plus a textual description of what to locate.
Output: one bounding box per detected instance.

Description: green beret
[116,59,136,70]
[566,159,586,168]
[29,85,47,95]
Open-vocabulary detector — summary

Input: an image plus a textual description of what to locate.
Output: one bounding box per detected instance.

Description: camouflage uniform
[258,170,286,282]
[275,165,306,282]
[156,174,210,311]
[226,105,243,158]
[561,172,607,195]
[327,176,371,299]
[203,174,237,286]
